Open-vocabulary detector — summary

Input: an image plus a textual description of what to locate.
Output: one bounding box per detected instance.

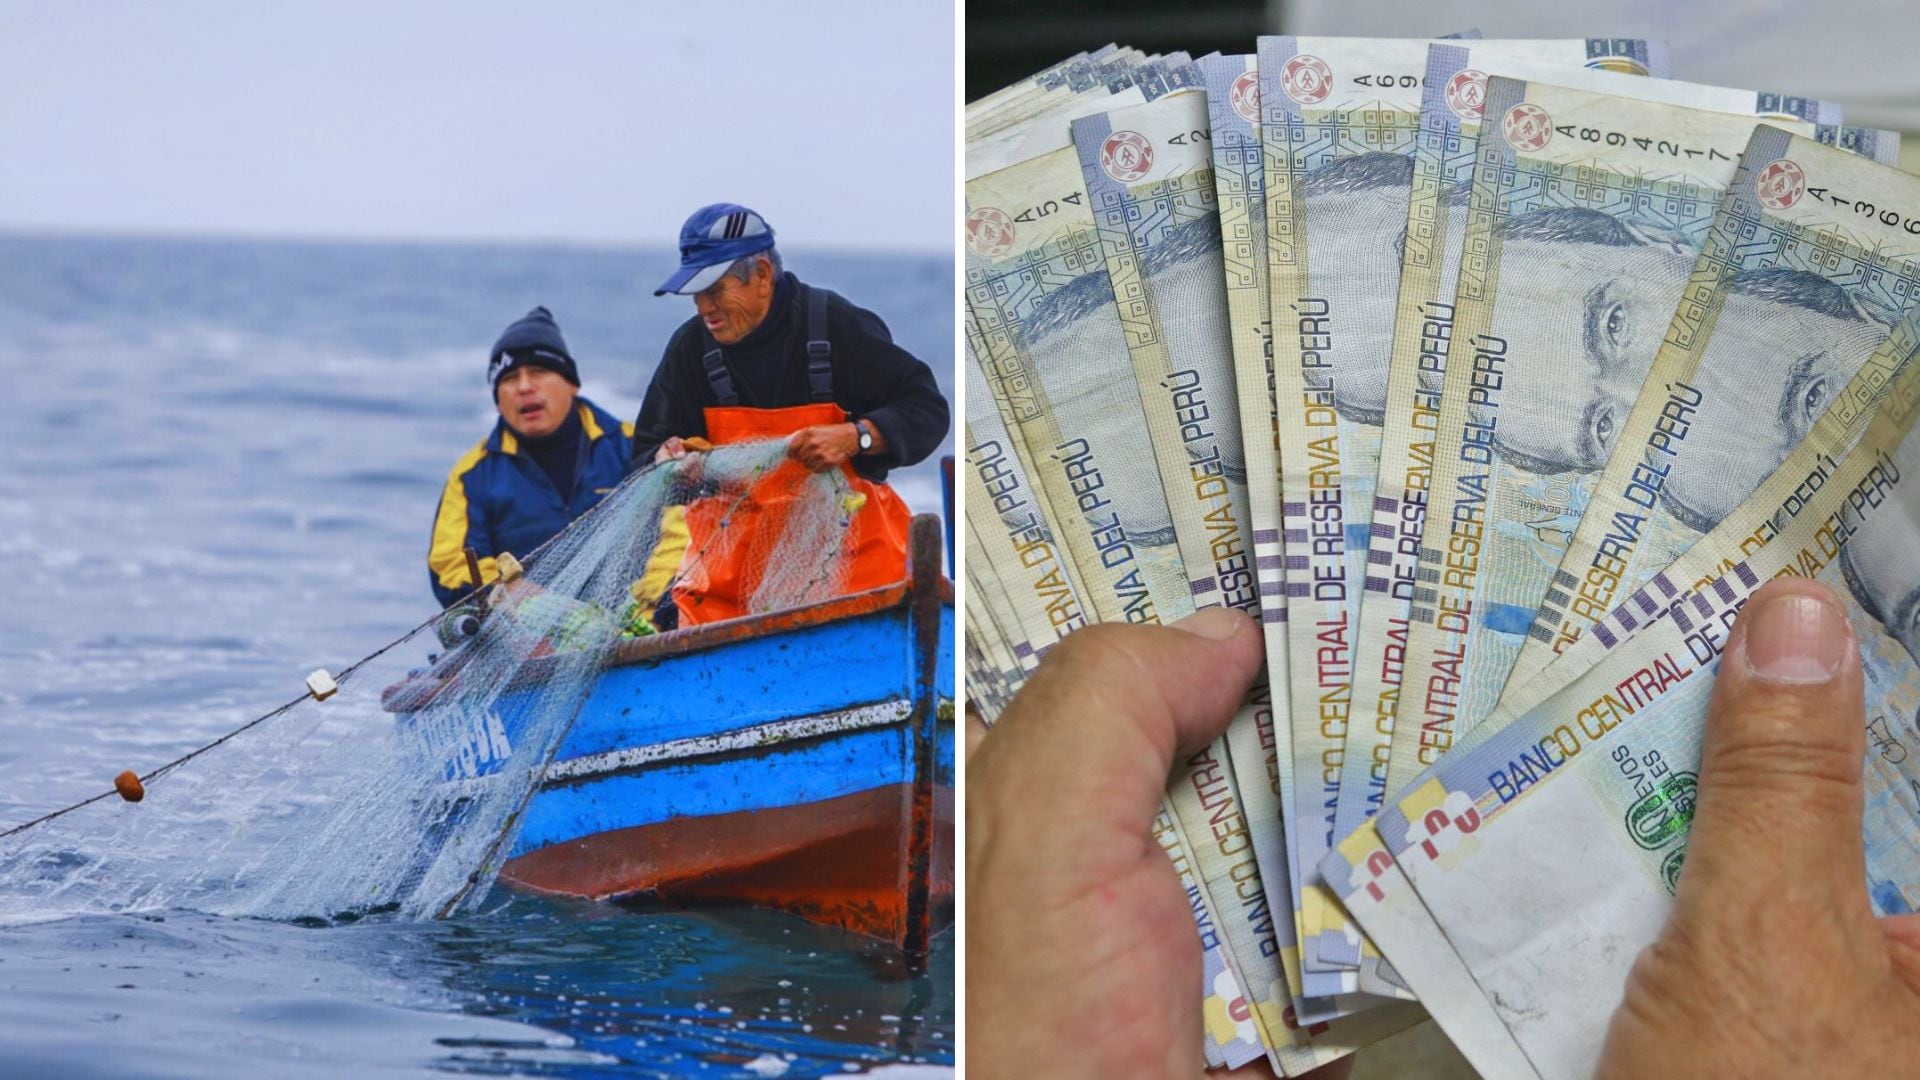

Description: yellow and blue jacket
[428,399,634,607]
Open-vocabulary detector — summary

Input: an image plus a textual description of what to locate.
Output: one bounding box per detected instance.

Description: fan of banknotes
[963,36,1920,1078]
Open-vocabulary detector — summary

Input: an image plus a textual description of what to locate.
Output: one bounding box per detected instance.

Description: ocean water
[0,231,955,1077]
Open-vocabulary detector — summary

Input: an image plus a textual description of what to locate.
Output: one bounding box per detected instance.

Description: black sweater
[516,404,583,498]
[629,273,950,482]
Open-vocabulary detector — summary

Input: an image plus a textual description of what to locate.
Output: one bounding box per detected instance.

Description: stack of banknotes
[964,36,1920,1077]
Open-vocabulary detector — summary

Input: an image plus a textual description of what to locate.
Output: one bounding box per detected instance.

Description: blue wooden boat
[387,514,954,955]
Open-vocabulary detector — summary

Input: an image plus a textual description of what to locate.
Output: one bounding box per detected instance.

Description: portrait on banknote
[1474,208,1693,475]
[1661,269,1892,530]
[1020,287,1188,556]
[1300,152,1416,423]
[1842,446,1920,671]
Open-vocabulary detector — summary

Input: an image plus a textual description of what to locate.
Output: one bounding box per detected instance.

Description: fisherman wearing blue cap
[632,203,950,624]
[427,306,635,607]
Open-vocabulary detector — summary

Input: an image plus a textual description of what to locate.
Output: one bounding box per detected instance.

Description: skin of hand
[655,435,692,462]
[787,422,862,472]
[1599,577,1920,1076]
[484,575,542,615]
[966,609,1349,1079]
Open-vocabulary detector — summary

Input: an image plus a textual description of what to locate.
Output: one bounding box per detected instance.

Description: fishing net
[0,439,863,923]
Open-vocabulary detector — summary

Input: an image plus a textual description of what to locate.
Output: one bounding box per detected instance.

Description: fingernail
[1740,591,1852,685]
[1170,607,1246,641]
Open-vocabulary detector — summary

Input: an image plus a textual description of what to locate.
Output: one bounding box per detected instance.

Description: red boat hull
[502,780,954,945]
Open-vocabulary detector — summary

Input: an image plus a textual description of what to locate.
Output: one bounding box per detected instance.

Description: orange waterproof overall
[671,287,912,626]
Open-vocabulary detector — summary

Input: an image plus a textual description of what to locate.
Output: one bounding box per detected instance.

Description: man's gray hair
[725,247,783,283]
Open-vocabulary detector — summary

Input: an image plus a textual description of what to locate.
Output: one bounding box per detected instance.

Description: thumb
[1677,577,1870,919]
[969,608,1264,866]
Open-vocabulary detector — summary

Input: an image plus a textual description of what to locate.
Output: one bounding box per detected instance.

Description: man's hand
[654,436,693,463]
[787,423,861,473]
[1599,577,1920,1076]
[968,609,1286,1077]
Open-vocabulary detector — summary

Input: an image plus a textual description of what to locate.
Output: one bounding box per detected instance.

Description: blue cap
[654,203,776,296]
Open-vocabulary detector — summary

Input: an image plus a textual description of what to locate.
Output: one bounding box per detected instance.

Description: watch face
[858,425,873,450]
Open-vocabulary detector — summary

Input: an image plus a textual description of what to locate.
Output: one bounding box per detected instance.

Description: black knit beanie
[488,306,580,391]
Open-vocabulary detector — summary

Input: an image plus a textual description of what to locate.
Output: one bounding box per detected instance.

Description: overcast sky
[0,1,955,252]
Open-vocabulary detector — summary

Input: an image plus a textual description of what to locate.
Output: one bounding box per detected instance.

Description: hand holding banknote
[1601,578,1920,1076]
[966,609,1324,1077]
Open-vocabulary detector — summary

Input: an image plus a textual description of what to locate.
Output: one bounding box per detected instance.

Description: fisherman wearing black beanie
[426,307,635,607]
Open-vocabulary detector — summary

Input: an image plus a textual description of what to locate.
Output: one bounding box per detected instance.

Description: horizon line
[0,222,953,260]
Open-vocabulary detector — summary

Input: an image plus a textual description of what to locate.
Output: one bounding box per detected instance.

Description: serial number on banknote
[1012,192,1084,223]
[1550,125,1735,161]
[1351,74,1424,88]
[1806,186,1920,235]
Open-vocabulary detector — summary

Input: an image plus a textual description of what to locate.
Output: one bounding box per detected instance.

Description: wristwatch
[855,420,875,454]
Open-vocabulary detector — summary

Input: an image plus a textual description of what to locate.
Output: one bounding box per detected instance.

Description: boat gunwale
[604,577,941,670]
[605,515,955,668]
[384,517,951,711]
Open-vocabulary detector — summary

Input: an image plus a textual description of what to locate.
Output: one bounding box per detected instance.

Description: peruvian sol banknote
[1514,125,1917,696]
[963,354,1261,1070]
[1156,803,1269,1069]
[1253,33,1465,991]
[1245,36,1653,984]
[960,337,1088,672]
[1047,98,1426,1070]
[1079,61,1422,1040]
[966,145,1185,628]
[1249,35,1671,987]
[967,143,1310,1068]
[1197,53,1381,1025]
[1199,50,1365,1022]
[1334,42,1838,884]
[1373,337,1920,1077]
[962,597,1015,720]
[1069,87,1312,1048]
[966,314,1268,1066]
[1069,86,1306,1023]
[1322,40,1684,986]
[1072,89,1260,621]
[968,47,1146,142]
[963,49,1095,130]
[967,54,1204,186]
[1320,315,1920,1077]
[1377,82,1819,809]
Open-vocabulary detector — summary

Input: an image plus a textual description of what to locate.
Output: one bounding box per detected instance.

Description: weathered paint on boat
[484,514,955,953]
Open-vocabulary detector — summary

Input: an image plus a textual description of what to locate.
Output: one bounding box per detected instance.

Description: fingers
[971,608,1263,866]
[1883,912,1920,956]
[783,430,840,472]
[1678,577,1870,919]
